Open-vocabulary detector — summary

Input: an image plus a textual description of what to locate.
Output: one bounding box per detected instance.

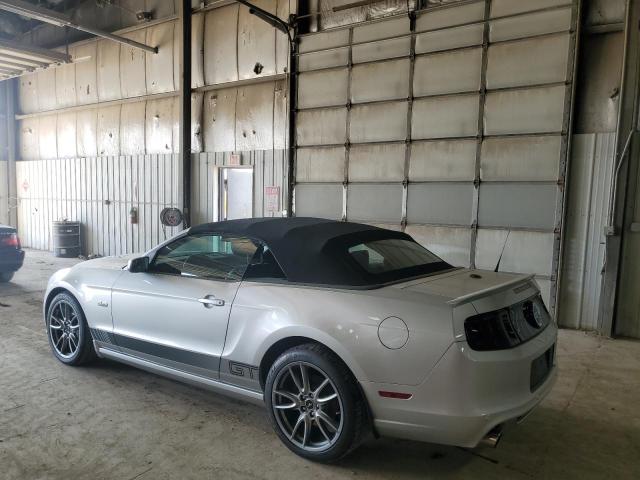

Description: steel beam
[0,0,158,55]
[0,53,49,68]
[0,38,71,63]
[179,0,192,228]
[0,59,33,71]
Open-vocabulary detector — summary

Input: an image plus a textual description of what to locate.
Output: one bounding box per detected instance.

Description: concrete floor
[1,250,639,480]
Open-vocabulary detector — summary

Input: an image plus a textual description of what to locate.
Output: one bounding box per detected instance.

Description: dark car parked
[0,224,25,282]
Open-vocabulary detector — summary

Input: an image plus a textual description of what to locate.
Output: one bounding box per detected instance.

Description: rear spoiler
[446,274,536,306]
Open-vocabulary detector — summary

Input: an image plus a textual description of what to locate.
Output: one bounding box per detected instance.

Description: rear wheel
[265,343,368,462]
[0,272,14,282]
[46,292,96,365]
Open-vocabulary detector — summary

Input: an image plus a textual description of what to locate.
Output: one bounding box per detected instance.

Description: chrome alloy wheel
[48,300,81,359]
[271,361,344,452]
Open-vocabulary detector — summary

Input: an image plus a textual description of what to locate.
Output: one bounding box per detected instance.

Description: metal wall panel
[347,184,403,222]
[192,12,206,88]
[97,39,122,101]
[74,43,99,105]
[37,68,57,111]
[407,183,473,225]
[409,140,476,181]
[121,101,146,155]
[191,92,204,153]
[559,133,615,331]
[19,118,39,161]
[351,59,410,102]
[413,48,482,96]
[349,144,405,182]
[120,30,147,98]
[55,61,77,109]
[238,0,277,80]
[296,147,345,182]
[204,5,239,85]
[57,112,77,158]
[38,115,57,160]
[76,108,98,157]
[484,85,567,135]
[350,102,407,143]
[236,83,274,150]
[412,95,479,139]
[203,88,237,152]
[0,161,7,226]
[97,105,121,156]
[146,98,174,154]
[146,22,176,94]
[18,73,38,114]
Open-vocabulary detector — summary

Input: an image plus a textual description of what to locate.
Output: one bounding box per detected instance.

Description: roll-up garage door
[293,0,578,310]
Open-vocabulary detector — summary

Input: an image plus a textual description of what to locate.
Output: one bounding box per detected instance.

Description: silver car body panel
[44,232,557,447]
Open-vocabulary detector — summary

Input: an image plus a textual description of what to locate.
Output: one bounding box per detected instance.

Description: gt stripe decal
[112,333,221,372]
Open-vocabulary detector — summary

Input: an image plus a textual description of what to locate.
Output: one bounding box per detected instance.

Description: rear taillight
[464,295,550,351]
[1,233,20,248]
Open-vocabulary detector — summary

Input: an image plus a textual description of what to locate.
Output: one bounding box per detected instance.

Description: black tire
[0,272,14,282]
[46,292,96,366]
[265,343,368,462]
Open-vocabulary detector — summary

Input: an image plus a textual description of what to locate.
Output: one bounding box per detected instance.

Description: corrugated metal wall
[294,0,578,309]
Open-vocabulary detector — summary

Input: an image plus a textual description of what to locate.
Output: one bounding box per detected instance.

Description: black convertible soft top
[189,217,451,287]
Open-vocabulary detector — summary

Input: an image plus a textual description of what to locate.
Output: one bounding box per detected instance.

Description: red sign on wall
[265,186,280,214]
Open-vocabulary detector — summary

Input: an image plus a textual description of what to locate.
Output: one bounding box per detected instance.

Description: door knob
[198,295,225,308]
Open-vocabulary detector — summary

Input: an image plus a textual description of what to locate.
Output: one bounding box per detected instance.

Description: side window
[149,234,259,281]
[244,245,286,281]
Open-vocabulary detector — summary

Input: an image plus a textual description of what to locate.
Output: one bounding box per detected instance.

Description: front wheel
[46,292,96,365]
[0,272,14,282]
[265,343,369,462]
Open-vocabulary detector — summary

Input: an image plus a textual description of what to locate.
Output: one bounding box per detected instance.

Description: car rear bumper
[0,249,25,272]
[361,322,558,447]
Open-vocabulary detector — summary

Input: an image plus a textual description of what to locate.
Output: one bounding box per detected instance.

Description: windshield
[344,238,451,284]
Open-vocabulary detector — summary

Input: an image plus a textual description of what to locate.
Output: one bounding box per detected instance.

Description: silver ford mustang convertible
[44,218,557,461]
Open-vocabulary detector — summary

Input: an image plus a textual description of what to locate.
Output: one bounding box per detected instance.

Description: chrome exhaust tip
[479,426,503,448]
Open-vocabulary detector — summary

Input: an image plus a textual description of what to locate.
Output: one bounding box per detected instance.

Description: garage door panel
[352,37,411,63]
[412,95,479,139]
[478,183,558,229]
[351,59,410,103]
[296,108,347,146]
[295,183,343,219]
[405,224,471,267]
[416,2,485,31]
[347,184,402,223]
[407,183,473,226]
[486,34,570,89]
[349,144,405,182]
[299,29,349,54]
[491,0,571,18]
[415,23,484,54]
[475,229,554,276]
[490,7,572,42]
[297,147,345,182]
[350,102,407,143]
[299,47,349,71]
[484,85,566,135]
[413,48,482,97]
[353,16,410,43]
[409,140,476,181]
[298,68,348,108]
[481,136,562,181]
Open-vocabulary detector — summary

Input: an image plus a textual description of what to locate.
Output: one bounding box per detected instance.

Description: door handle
[198,295,225,308]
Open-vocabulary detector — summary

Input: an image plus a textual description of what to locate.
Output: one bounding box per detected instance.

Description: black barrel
[52,221,81,258]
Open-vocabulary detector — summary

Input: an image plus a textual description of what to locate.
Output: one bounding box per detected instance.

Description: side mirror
[127,256,149,273]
